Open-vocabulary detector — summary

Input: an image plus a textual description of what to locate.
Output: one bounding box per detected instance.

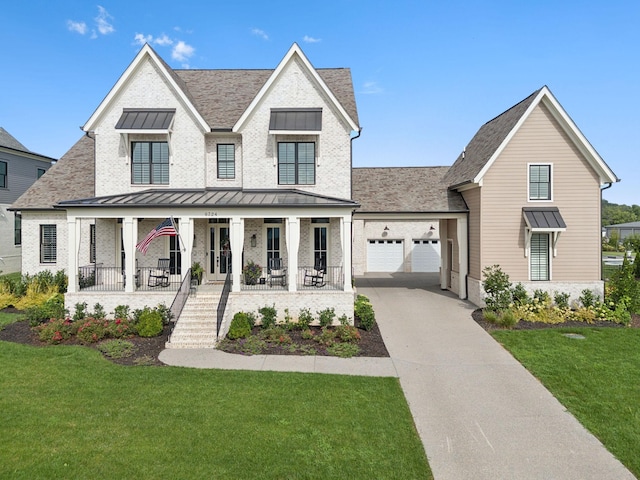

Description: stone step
[165,341,217,349]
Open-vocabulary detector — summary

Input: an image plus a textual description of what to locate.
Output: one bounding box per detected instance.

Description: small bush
[327,342,360,358]
[512,283,529,306]
[579,289,598,308]
[315,327,336,347]
[155,302,174,325]
[335,325,361,343]
[34,318,76,344]
[497,309,518,328]
[338,314,350,326]
[98,339,136,359]
[317,307,336,328]
[136,309,163,337]
[113,305,131,321]
[355,295,376,331]
[259,305,277,329]
[92,303,107,319]
[483,310,499,323]
[25,293,66,327]
[259,326,287,342]
[553,291,570,309]
[533,289,550,305]
[228,312,251,340]
[76,318,109,344]
[297,308,314,328]
[73,302,88,322]
[482,265,513,311]
[245,311,257,328]
[301,329,315,340]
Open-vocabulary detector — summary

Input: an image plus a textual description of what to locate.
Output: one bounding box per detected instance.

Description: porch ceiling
[56,188,359,209]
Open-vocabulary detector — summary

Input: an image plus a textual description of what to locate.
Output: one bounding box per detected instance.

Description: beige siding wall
[462,188,481,280]
[480,103,601,283]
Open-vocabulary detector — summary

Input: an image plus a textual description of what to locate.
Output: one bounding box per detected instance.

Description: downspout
[350,128,362,286]
[600,182,614,284]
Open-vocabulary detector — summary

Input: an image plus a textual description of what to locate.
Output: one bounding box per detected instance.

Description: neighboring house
[0,127,55,274]
[351,87,618,306]
[604,221,640,242]
[12,43,360,335]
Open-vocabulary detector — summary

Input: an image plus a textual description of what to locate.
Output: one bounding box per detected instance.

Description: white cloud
[251,28,269,40]
[361,81,383,95]
[134,33,152,46]
[303,35,321,43]
[95,5,115,35]
[67,20,87,35]
[172,41,195,62]
[154,34,173,46]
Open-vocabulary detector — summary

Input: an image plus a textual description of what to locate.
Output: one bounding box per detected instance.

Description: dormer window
[529,164,552,201]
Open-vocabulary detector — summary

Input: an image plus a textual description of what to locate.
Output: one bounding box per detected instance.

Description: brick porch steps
[165,287,223,349]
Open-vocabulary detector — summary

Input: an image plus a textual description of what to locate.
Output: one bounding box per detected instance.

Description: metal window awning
[523,207,566,257]
[269,108,322,133]
[115,109,176,131]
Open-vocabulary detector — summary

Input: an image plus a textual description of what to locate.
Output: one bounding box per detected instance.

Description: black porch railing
[169,268,192,322]
[217,269,232,339]
[77,265,182,292]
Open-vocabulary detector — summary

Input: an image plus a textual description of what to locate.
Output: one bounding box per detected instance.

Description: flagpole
[170,216,186,252]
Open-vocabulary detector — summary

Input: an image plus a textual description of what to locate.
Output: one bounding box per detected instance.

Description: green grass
[0,341,431,479]
[0,271,21,283]
[0,311,23,329]
[493,328,640,477]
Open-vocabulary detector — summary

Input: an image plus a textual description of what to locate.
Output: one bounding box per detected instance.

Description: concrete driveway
[356,273,635,480]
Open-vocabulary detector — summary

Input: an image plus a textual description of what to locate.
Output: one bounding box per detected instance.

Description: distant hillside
[602,199,640,226]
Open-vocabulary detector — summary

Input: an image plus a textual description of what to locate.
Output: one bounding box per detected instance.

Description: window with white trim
[40,224,57,264]
[217,144,235,179]
[529,164,551,200]
[530,233,549,281]
[266,226,281,263]
[313,223,328,267]
[132,141,169,184]
[278,142,315,185]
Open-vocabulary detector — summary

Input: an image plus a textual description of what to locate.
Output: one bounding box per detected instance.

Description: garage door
[367,239,404,272]
[412,239,441,272]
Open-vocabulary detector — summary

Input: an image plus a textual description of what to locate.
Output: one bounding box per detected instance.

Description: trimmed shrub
[113,305,131,321]
[482,265,513,311]
[317,307,336,328]
[136,309,163,337]
[25,294,66,327]
[258,305,277,329]
[297,308,314,328]
[34,318,76,344]
[228,312,251,340]
[355,295,376,331]
[335,325,361,343]
[76,318,109,344]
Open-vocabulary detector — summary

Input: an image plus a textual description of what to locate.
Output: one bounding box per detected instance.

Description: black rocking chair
[148,258,170,287]
[303,258,326,287]
[267,257,287,287]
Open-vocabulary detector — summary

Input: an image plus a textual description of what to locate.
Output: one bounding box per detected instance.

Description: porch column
[179,216,194,280]
[230,217,244,292]
[440,219,448,290]
[123,217,137,293]
[340,216,353,292]
[457,216,468,300]
[66,216,79,293]
[286,217,299,292]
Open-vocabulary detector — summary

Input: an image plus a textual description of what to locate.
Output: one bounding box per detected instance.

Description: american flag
[136,218,177,254]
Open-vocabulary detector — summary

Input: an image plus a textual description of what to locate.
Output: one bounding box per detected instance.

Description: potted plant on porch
[191,261,204,285]
[243,261,262,285]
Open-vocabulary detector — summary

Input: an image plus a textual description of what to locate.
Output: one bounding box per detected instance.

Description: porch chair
[148,258,170,287]
[303,258,326,287]
[267,257,287,287]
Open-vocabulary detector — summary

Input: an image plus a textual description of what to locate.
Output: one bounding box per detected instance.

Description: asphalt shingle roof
[11,135,95,210]
[352,167,467,213]
[0,127,30,152]
[443,88,542,188]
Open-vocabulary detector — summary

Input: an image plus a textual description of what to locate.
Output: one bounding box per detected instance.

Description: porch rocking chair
[148,258,170,287]
[303,258,326,287]
[267,257,287,287]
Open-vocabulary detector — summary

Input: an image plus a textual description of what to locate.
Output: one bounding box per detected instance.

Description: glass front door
[208,224,231,281]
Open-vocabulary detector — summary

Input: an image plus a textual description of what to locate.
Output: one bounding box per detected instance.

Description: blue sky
[1,0,638,204]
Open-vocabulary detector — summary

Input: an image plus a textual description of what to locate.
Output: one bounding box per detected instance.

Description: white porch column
[179,216,194,280]
[286,217,300,292]
[67,216,79,293]
[440,219,449,290]
[341,216,353,292]
[230,217,244,292]
[457,216,468,300]
[123,217,137,293]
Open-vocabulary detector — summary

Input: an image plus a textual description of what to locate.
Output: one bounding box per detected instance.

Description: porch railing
[238,265,343,291]
[169,268,191,322]
[77,265,182,292]
[217,269,232,338]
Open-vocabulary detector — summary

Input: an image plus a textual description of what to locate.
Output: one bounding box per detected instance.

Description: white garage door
[412,239,441,272]
[367,239,404,272]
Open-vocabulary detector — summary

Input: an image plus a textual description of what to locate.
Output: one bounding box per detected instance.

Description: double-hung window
[529,164,551,200]
[132,141,169,184]
[217,144,235,179]
[530,233,550,281]
[14,213,21,246]
[40,224,57,264]
[0,161,7,188]
[89,224,96,263]
[278,142,315,185]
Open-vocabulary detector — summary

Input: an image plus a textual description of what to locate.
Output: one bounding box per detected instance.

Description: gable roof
[0,127,30,152]
[444,86,618,189]
[353,167,467,213]
[11,135,95,210]
[83,44,358,133]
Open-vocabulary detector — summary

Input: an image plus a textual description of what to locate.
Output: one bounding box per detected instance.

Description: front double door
[207,224,231,281]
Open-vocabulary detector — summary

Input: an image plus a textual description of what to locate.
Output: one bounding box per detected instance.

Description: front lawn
[0,311,22,329]
[493,328,640,477]
[0,341,431,479]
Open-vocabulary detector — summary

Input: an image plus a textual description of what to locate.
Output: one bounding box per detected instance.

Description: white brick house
[12,44,360,341]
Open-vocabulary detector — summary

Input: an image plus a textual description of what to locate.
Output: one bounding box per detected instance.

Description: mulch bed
[471,308,640,332]
[0,309,389,365]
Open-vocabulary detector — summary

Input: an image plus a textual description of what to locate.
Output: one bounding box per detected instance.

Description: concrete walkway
[160,273,635,479]
[357,273,635,480]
